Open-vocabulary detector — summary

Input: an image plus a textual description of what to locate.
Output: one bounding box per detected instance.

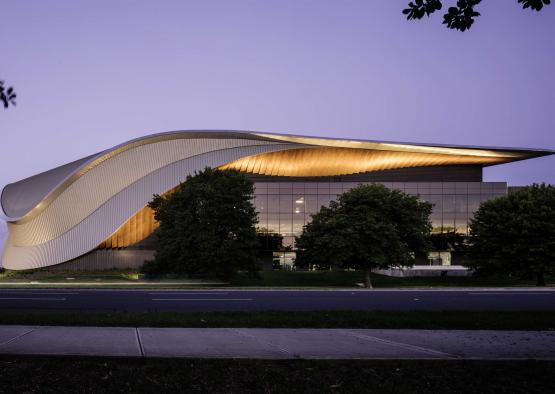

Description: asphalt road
[0,289,553,312]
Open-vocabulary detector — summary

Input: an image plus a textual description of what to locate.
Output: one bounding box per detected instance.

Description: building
[0,131,552,272]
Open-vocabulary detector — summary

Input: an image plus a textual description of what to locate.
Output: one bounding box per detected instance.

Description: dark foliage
[443,0,481,31]
[142,168,260,279]
[429,231,468,252]
[519,0,551,11]
[295,184,432,287]
[0,80,17,108]
[403,0,550,31]
[1,357,555,394]
[466,184,555,286]
[403,0,443,20]
[256,229,284,252]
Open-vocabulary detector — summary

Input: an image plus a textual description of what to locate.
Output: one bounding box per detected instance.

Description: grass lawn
[0,310,554,330]
[0,357,553,393]
[0,269,141,282]
[230,271,555,287]
[1,269,552,288]
[0,269,226,287]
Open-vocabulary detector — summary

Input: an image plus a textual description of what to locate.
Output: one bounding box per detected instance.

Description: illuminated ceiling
[219,146,520,177]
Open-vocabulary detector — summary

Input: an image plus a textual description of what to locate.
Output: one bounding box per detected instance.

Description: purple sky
[1,0,554,191]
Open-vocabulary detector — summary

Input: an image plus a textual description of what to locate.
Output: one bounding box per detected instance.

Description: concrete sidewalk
[0,326,553,359]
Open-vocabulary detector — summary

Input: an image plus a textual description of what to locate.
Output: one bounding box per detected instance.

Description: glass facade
[253,181,507,250]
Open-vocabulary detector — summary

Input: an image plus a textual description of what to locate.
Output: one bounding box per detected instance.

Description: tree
[466,184,555,286]
[403,0,551,32]
[256,229,283,270]
[295,184,432,288]
[0,80,17,109]
[142,167,260,279]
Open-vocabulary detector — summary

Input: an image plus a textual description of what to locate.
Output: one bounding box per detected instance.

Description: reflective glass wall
[253,181,507,249]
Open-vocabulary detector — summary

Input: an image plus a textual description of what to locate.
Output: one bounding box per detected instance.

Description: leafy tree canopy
[403,0,550,32]
[295,184,432,288]
[0,80,17,109]
[430,231,468,252]
[142,167,260,279]
[256,229,284,252]
[466,184,555,285]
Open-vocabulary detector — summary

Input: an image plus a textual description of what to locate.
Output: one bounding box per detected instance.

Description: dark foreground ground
[0,357,553,393]
[0,310,554,330]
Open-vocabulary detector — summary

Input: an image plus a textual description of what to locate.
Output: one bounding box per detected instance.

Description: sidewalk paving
[0,325,553,359]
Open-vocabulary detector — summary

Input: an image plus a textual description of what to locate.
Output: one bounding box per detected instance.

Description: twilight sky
[1,0,554,194]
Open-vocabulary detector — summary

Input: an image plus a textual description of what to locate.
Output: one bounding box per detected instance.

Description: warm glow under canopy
[219,146,516,177]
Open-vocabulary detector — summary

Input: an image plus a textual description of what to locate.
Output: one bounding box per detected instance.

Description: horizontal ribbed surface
[220,147,507,177]
[2,143,299,269]
[9,139,284,246]
[2,130,551,270]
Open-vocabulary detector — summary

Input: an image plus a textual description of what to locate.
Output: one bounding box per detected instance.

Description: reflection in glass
[253,181,507,242]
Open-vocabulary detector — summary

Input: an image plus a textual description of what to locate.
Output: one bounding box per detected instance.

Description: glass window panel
[305,195,319,213]
[256,212,267,229]
[455,195,467,213]
[267,195,280,213]
[317,183,330,193]
[431,216,443,233]
[279,183,293,192]
[279,214,292,235]
[330,185,343,194]
[293,195,305,214]
[480,194,494,204]
[442,195,456,213]
[282,236,295,249]
[468,194,481,213]
[455,215,469,234]
[480,183,493,194]
[254,182,268,194]
[467,182,481,193]
[442,214,456,233]
[279,195,293,213]
[429,183,443,191]
[318,195,332,209]
[292,183,305,192]
[492,182,507,193]
[442,183,456,193]
[417,184,430,194]
[342,182,358,191]
[427,195,443,214]
[389,183,403,191]
[305,185,318,194]
[455,182,468,193]
[292,218,305,235]
[253,194,267,213]
[267,214,280,233]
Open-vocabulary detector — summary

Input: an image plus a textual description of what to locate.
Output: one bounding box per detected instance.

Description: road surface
[0,288,553,311]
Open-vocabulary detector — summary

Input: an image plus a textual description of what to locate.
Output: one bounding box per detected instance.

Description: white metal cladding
[1,139,303,270]
[1,130,552,270]
[8,138,287,246]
